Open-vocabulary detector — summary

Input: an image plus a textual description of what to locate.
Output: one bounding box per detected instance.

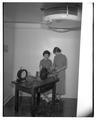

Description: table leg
[31,89,36,116]
[37,92,40,105]
[15,86,19,112]
[52,84,56,105]
[51,84,56,112]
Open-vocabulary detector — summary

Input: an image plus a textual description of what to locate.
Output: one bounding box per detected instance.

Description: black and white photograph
[2,1,94,117]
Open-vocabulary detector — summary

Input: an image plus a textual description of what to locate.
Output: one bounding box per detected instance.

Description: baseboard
[4,95,13,106]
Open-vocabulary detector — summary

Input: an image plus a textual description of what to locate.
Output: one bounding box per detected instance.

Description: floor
[3,96,77,117]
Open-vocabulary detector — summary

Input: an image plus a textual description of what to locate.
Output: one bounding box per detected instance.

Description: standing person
[39,50,52,102]
[53,47,67,99]
[39,50,52,73]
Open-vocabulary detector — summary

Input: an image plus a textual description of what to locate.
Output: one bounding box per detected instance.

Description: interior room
[3,2,82,117]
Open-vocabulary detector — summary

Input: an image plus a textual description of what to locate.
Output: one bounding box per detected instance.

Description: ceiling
[4,3,82,29]
[4,3,43,23]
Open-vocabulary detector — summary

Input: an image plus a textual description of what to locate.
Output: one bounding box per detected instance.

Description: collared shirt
[40,59,52,72]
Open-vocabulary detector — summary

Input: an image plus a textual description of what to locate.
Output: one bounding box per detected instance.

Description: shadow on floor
[3,97,77,117]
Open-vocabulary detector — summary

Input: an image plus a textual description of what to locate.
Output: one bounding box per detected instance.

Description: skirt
[56,70,66,95]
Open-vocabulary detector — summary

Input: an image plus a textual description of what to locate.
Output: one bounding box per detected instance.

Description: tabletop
[12,75,59,89]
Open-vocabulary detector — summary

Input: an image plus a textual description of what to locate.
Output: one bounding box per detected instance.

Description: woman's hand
[55,66,66,73]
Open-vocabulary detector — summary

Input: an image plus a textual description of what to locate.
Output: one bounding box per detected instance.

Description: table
[12,76,59,116]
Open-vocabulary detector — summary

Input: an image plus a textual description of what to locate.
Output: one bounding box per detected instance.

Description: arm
[39,60,42,71]
[39,65,42,71]
[49,60,53,72]
[55,66,66,73]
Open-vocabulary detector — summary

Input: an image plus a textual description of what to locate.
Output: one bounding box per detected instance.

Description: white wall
[13,23,81,98]
[4,23,15,104]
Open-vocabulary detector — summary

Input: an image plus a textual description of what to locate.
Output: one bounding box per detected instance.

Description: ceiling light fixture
[41,3,82,33]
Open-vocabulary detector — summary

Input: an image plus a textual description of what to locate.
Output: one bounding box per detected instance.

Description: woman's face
[54,52,58,56]
[44,54,49,59]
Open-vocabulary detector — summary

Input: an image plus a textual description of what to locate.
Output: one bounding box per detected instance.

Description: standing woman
[53,47,67,98]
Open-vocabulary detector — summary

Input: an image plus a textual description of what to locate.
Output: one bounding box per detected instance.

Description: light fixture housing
[41,3,82,32]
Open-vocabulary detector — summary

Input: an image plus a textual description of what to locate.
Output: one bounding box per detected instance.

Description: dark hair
[43,50,50,56]
[53,47,61,54]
